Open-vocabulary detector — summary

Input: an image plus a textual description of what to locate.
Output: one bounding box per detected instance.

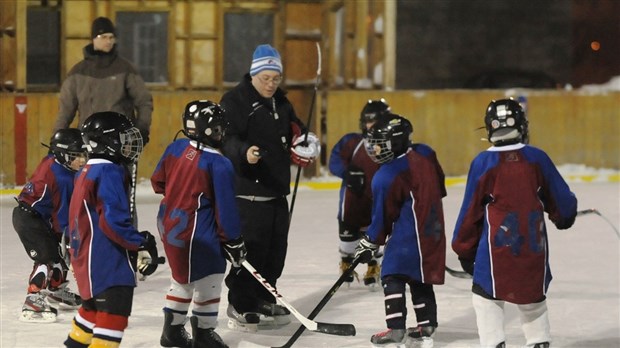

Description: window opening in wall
[26,7,60,87]
[223,12,274,84]
[116,12,169,84]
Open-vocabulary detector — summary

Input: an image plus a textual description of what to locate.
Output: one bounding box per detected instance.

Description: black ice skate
[256,299,291,329]
[160,310,192,348]
[19,293,58,323]
[407,325,436,348]
[226,304,260,332]
[190,316,228,348]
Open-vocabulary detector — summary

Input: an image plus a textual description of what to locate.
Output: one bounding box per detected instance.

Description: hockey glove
[223,237,247,268]
[291,132,321,167]
[137,231,159,276]
[354,237,379,264]
[459,258,474,276]
[345,165,365,195]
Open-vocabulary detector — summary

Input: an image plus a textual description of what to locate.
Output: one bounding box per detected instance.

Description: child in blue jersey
[328,99,389,289]
[355,113,447,347]
[64,112,159,348]
[13,128,87,323]
[151,100,247,348]
[452,98,577,348]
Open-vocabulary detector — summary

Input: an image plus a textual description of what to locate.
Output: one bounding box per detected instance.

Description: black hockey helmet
[360,99,391,133]
[81,111,143,163]
[49,128,87,171]
[182,100,227,148]
[364,113,413,164]
[484,98,528,146]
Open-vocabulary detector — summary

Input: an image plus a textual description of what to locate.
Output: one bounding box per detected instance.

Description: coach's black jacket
[220,73,306,198]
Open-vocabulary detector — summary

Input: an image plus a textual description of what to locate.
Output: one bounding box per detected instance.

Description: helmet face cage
[183,100,227,148]
[82,112,143,162]
[50,128,88,171]
[485,99,527,145]
[359,99,390,133]
[364,113,412,164]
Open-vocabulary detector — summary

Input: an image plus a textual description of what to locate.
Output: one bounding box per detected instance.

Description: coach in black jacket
[220,44,318,329]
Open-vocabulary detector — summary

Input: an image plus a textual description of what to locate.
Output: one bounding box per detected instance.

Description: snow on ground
[0,169,618,347]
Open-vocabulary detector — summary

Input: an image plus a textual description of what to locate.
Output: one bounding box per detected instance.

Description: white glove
[291,132,321,167]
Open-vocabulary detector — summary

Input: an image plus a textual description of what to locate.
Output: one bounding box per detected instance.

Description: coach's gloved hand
[354,236,379,264]
[459,258,474,276]
[223,237,247,268]
[291,132,321,167]
[345,165,365,195]
[137,231,159,276]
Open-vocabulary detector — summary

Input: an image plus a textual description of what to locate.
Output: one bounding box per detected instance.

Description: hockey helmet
[49,128,87,171]
[359,99,391,133]
[81,111,143,162]
[182,100,227,149]
[484,98,528,146]
[364,113,413,164]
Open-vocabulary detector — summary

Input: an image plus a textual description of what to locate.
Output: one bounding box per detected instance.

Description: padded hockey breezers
[190,316,228,348]
[160,310,192,348]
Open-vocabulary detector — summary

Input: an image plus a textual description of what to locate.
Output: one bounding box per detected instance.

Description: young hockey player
[151,100,247,348]
[355,113,447,347]
[13,128,87,323]
[452,98,577,348]
[64,112,159,348]
[328,99,390,289]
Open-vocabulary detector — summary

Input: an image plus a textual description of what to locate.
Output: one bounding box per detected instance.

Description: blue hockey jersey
[367,144,447,284]
[452,143,577,304]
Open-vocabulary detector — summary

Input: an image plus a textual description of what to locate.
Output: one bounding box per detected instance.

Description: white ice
[1,179,618,348]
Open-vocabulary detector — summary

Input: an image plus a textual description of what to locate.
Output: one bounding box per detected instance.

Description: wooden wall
[1,90,618,187]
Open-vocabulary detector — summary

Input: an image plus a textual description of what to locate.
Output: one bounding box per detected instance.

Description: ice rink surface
[1,180,618,348]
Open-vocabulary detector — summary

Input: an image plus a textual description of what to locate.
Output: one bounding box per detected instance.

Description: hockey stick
[289,42,322,225]
[272,257,361,348]
[577,208,620,239]
[446,266,472,279]
[241,260,356,337]
[129,160,139,228]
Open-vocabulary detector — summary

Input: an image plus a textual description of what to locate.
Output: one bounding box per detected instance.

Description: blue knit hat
[250,44,283,76]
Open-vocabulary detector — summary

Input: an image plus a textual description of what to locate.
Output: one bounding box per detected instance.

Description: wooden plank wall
[1,90,618,186]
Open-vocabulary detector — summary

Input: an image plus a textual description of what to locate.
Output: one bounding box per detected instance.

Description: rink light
[590,41,600,51]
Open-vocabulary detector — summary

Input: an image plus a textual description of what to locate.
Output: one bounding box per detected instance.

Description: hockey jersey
[17,155,76,238]
[366,144,447,284]
[452,143,578,304]
[151,139,241,284]
[329,132,380,227]
[68,159,145,300]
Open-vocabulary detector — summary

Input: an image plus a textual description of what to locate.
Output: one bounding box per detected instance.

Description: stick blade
[314,322,356,336]
[446,267,472,279]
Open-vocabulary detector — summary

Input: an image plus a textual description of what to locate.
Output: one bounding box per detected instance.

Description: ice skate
[19,293,58,323]
[370,328,407,347]
[191,316,228,348]
[256,299,291,329]
[160,310,192,348]
[44,282,81,309]
[226,304,259,332]
[363,259,381,291]
[406,325,435,348]
[339,256,359,287]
